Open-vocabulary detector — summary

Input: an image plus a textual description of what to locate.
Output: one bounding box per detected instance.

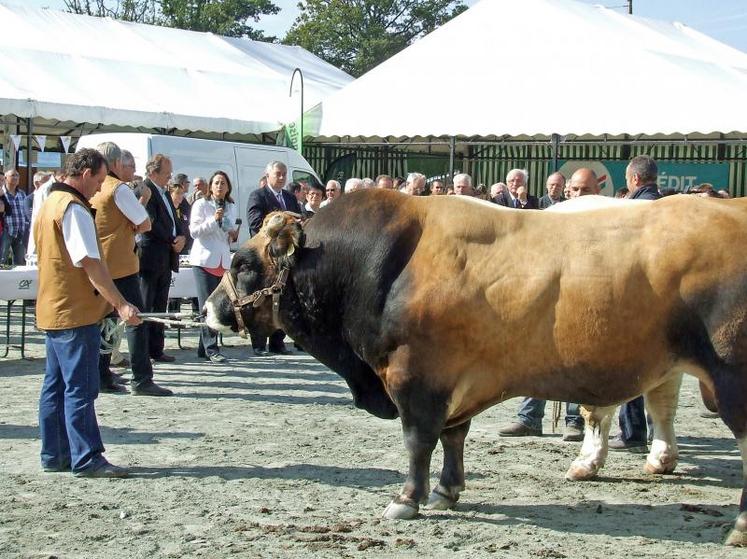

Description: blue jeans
[517,397,583,430]
[0,230,25,266]
[39,324,107,473]
[193,266,221,357]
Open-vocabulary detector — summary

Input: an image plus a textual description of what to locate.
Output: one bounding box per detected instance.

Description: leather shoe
[132,381,173,397]
[269,347,292,355]
[208,353,226,363]
[43,462,71,473]
[151,353,176,363]
[101,381,129,394]
[498,422,542,437]
[111,358,131,369]
[253,348,268,356]
[112,372,129,385]
[74,462,129,478]
[562,424,584,442]
[608,436,648,453]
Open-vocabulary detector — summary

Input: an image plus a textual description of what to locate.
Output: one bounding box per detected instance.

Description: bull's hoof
[725,529,747,547]
[643,458,677,475]
[425,488,458,510]
[382,500,419,520]
[565,461,598,481]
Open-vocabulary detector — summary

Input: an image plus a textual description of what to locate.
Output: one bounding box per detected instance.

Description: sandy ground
[0,314,745,559]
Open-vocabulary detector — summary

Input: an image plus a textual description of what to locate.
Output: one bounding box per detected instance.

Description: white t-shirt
[113,183,148,225]
[26,178,55,262]
[62,204,100,267]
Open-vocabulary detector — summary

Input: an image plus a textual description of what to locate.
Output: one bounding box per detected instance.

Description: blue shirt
[4,189,27,237]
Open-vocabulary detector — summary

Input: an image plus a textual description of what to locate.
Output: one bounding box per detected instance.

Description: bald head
[568,168,600,197]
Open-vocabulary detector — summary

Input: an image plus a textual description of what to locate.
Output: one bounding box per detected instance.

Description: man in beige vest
[36,148,141,478]
[91,142,172,397]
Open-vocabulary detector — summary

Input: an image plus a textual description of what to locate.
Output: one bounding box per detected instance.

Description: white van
[76,133,320,245]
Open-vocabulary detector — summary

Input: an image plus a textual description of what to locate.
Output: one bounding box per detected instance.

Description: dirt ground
[0,321,744,559]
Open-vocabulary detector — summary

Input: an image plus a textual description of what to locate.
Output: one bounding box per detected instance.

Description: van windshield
[293,170,322,190]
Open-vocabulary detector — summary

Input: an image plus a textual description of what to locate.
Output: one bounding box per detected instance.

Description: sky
[18,0,747,53]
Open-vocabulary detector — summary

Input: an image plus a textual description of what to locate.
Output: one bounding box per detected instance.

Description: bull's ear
[261,211,303,267]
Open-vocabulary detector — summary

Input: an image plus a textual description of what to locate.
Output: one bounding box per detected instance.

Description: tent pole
[551,133,560,172]
[26,118,33,193]
[448,136,455,181]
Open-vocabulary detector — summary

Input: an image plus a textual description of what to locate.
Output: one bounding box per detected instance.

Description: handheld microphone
[216,198,225,210]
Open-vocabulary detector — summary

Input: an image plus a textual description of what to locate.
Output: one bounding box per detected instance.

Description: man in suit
[538,172,566,209]
[609,155,661,453]
[453,173,475,196]
[246,161,302,356]
[499,167,601,442]
[137,154,185,367]
[493,169,538,209]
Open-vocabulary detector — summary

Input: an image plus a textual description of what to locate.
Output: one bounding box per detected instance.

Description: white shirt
[188,198,237,269]
[113,183,148,225]
[154,182,177,236]
[62,204,100,267]
[26,177,55,263]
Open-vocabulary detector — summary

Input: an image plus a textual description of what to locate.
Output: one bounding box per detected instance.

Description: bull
[205,189,747,546]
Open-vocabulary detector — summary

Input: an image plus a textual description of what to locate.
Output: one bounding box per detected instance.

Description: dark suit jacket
[493,191,538,209]
[539,194,565,209]
[630,184,661,200]
[137,178,180,273]
[246,186,302,237]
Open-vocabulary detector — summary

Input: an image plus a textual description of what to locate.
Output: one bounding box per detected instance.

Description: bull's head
[204,211,304,337]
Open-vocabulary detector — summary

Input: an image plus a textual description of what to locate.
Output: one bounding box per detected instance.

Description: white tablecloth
[0,266,198,300]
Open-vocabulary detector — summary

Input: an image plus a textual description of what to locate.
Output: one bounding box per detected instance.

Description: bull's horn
[264,214,286,238]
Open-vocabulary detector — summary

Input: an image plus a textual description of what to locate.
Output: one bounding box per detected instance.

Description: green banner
[555,160,730,195]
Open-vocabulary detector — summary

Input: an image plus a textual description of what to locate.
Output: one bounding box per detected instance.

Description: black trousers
[99,273,154,386]
[139,267,172,358]
[251,330,286,351]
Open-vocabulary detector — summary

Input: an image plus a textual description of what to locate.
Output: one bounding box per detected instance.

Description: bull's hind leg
[643,373,682,475]
[426,419,471,510]
[713,371,747,546]
[382,381,447,520]
[566,405,616,481]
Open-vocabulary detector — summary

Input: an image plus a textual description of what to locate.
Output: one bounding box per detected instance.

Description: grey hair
[121,149,135,166]
[627,155,658,183]
[362,178,375,189]
[96,141,122,168]
[33,171,51,183]
[506,168,528,184]
[265,160,287,175]
[345,178,363,192]
[406,172,425,184]
[453,173,472,187]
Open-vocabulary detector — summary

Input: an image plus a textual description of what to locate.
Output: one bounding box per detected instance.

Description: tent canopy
[312,0,747,142]
[0,2,352,135]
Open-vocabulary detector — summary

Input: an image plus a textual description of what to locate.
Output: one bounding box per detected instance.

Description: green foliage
[284,0,467,77]
[64,0,279,39]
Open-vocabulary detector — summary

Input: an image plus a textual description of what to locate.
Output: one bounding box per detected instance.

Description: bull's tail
[699,380,719,413]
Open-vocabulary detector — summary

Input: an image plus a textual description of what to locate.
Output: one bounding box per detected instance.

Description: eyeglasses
[326,188,337,192]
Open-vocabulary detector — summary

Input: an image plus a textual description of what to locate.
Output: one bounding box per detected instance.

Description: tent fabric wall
[311,0,747,141]
[0,3,352,135]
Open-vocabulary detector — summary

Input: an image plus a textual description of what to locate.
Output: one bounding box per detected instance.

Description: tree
[283,0,467,77]
[159,0,279,39]
[64,0,279,39]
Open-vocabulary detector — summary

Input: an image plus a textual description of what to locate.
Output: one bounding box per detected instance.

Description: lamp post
[289,68,304,153]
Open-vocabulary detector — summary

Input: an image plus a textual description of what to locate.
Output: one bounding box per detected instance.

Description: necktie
[277,192,286,210]
[514,198,519,208]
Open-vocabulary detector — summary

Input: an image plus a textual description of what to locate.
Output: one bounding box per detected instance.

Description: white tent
[313,0,747,141]
[0,2,352,135]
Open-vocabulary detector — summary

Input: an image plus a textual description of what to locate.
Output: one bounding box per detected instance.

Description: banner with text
[555,160,729,196]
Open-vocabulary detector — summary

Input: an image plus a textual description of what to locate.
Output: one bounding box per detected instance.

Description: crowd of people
[8,144,733,478]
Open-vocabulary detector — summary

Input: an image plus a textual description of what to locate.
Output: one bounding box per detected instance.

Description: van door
[234,146,289,244]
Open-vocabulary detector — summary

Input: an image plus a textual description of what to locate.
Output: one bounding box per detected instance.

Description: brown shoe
[132,381,173,397]
[498,422,542,437]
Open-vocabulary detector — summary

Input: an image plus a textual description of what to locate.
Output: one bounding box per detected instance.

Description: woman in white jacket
[189,171,238,363]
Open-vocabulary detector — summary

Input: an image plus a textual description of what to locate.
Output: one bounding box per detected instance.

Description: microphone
[216,198,225,210]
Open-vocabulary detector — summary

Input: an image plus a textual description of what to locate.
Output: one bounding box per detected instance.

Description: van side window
[293,170,322,189]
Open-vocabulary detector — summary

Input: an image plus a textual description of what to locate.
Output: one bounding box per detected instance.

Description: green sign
[555,160,729,195]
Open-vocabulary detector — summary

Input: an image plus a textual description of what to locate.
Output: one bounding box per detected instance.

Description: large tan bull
[205,189,747,546]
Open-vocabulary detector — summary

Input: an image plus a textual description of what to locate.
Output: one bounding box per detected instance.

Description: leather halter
[219,267,289,338]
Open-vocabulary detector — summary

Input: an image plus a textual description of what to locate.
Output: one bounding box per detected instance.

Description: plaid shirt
[4,189,27,237]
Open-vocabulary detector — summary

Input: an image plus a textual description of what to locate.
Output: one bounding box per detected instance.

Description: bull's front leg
[566,404,616,481]
[426,419,471,510]
[382,381,447,520]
